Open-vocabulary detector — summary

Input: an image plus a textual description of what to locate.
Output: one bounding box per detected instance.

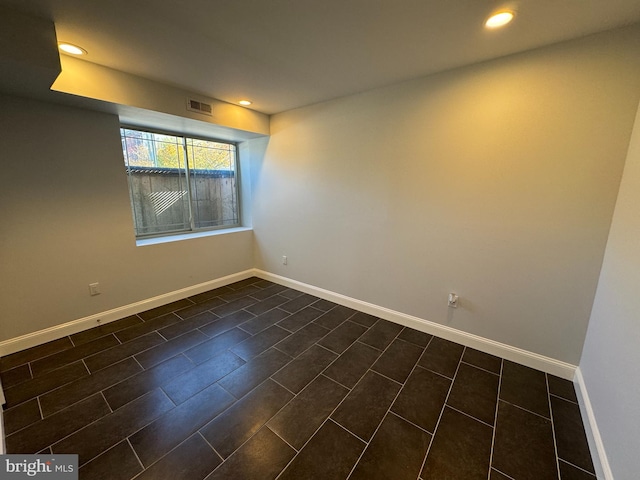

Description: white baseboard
[0,269,255,357]
[574,368,613,480]
[0,267,584,457]
[0,267,594,462]
[254,269,577,379]
[0,266,578,381]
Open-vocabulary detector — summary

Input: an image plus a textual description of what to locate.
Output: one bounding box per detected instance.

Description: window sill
[136,226,252,247]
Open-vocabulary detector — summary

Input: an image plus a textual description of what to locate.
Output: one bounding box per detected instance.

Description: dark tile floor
[1,277,596,480]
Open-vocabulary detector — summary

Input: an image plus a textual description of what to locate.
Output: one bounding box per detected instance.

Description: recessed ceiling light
[485,11,515,29]
[58,42,87,55]
[238,100,252,106]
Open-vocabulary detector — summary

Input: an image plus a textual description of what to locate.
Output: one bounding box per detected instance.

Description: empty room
[0,1,639,479]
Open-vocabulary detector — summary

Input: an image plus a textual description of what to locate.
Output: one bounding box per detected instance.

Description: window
[120,128,240,238]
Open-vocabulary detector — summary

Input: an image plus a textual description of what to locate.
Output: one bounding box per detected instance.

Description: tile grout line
[343,326,416,479]
[558,458,598,477]
[329,417,369,444]
[126,437,146,473]
[270,322,333,363]
[445,404,495,430]
[83,333,175,375]
[3,286,252,458]
[45,406,115,458]
[198,431,225,463]
[270,299,323,318]
[274,402,345,478]
[157,330,170,342]
[100,391,113,414]
[315,323,374,357]
[2,281,596,480]
[265,424,299,453]
[416,363,457,382]
[500,398,552,421]
[314,341,344,357]
[275,324,405,480]
[131,356,145,371]
[415,342,465,478]
[129,431,210,479]
[549,391,579,405]
[387,409,431,435]
[460,359,501,377]
[176,306,223,322]
[195,346,306,462]
[269,377,298,397]
[36,396,44,421]
[276,309,327,335]
[265,322,382,464]
[10,357,173,444]
[40,359,144,417]
[30,335,126,378]
[1,339,77,374]
[55,388,175,468]
[89,392,184,472]
[2,399,45,439]
[5,359,94,414]
[487,358,504,479]
[492,467,516,479]
[4,307,333,425]
[366,369,404,387]
[193,320,225,339]
[266,351,358,451]
[247,296,315,319]
[195,381,297,468]
[546,373,562,480]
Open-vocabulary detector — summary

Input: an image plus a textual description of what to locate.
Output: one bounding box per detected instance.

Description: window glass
[121,128,239,237]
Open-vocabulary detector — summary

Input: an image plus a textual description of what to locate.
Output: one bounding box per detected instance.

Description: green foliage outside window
[121,129,234,171]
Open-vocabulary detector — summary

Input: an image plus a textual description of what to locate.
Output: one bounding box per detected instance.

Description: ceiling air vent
[186,98,213,116]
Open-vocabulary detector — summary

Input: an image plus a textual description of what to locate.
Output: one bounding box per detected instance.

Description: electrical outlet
[282,255,288,266]
[448,292,459,308]
[89,282,101,296]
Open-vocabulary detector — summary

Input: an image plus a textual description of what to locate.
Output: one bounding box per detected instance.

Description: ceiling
[3,0,640,115]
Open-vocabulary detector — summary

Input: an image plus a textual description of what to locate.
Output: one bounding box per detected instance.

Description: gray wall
[579,99,640,478]
[250,26,640,364]
[0,94,253,341]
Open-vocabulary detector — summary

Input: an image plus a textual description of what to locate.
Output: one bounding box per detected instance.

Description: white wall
[0,94,253,342]
[251,26,640,364]
[579,99,640,478]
